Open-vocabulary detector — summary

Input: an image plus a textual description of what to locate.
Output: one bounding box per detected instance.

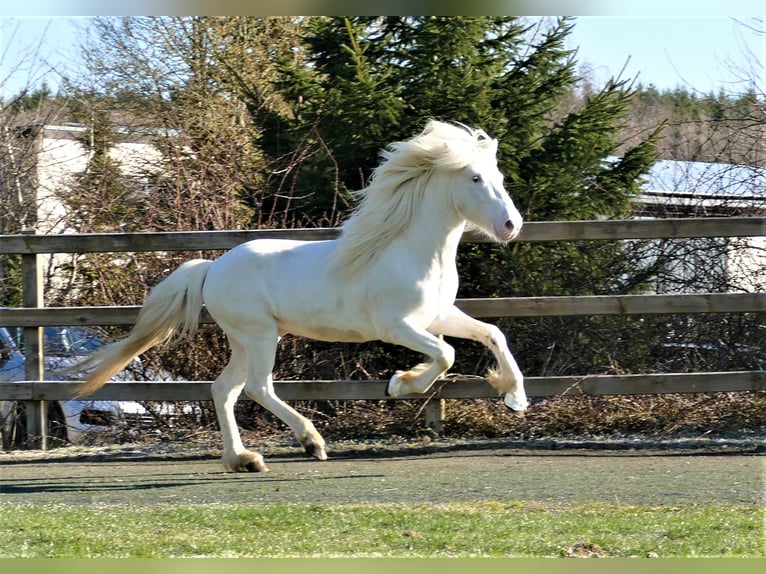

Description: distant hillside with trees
[621,85,764,165]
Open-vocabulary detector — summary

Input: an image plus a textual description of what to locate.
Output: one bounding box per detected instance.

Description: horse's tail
[74,259,212,398]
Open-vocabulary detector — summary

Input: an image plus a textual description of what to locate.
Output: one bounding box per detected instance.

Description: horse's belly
[277,319,371,343]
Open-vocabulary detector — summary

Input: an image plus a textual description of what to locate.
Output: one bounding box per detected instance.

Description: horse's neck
[396,197,466,271]
[331,176,465,278]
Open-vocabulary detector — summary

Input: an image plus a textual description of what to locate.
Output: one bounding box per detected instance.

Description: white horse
[76,120,528,472]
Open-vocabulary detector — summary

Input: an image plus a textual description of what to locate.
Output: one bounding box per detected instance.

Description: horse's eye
[472,175,482,183]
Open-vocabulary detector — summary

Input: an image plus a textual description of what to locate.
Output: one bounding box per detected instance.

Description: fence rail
[5,372,764,403]
[1,217,765,448]
[0,217,763,254]
[0,293,762,327]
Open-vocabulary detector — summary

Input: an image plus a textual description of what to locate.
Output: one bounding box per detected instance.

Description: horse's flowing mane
[331,120,498,276]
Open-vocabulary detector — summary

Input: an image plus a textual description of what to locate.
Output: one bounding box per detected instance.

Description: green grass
[0,501,762,558]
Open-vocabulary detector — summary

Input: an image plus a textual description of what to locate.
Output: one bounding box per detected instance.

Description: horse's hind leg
[242,331,328,461]
[211,341,269,472]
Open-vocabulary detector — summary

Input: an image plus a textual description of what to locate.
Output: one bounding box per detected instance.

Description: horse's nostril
[504,220,515,231]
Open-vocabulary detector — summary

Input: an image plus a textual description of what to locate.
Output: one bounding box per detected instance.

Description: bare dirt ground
[1,437,763,507]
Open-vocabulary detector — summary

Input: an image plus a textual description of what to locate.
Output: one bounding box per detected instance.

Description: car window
[0,334,12,365]
[6,326,104,356]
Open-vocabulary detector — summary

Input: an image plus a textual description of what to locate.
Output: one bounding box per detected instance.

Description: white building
[635,159,765,294]
[17,123,163,235]
[638,159,765,218]
[1,123,164,298]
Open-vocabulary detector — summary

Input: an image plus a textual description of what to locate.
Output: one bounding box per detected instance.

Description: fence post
[21,229,46,450]
[423,335,447,433]
[424,399,445,433]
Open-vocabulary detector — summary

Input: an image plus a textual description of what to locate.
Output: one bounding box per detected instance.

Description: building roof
[643,159,764,197]
[637,159,765,215]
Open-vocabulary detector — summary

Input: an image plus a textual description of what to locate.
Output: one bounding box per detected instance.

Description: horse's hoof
[225,451,269,473]
[303,440,329,461]
[503,393,529,414]
[298,433,328,461]
[245,459,270,472]
[386,372,403,397]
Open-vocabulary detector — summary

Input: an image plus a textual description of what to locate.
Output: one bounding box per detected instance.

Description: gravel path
[1,437,763,507]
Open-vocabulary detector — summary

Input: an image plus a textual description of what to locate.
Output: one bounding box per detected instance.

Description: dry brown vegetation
[117,390,765,449]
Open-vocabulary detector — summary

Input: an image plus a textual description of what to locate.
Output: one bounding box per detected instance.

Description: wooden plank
[1,292,763,328]
[4,371,763,402]
[515,217,766,242]
[1,217,764,254]
[0,228,339,254]
[0,306,143,326]
[457,293,766,317]
[524,371,766,395]
[21,234,46,449]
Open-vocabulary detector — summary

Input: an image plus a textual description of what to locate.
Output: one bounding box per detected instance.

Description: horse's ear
[480,137,498,156]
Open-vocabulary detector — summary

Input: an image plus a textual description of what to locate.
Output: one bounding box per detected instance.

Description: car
[0,322,155,448]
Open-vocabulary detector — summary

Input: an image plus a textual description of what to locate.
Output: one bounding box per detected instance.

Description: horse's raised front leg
[385,319,456,397]
[429,306,528,412]
[211,342,269,472]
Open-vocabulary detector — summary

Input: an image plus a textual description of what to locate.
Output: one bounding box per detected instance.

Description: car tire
[1,401,68,449]
[46,401,69,447]
[1,402,27,449]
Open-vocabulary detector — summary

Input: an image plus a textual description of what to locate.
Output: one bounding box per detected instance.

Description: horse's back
[203,237,333,304]
[202,238,377,342]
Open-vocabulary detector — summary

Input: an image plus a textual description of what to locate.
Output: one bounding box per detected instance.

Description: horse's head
[456,148,523,243]
[428,121,523,243]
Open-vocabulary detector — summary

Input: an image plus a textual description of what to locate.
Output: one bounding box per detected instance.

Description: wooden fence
[1,217,765,448]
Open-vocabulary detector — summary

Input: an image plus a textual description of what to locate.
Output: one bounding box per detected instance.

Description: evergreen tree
[266,16,662,377]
